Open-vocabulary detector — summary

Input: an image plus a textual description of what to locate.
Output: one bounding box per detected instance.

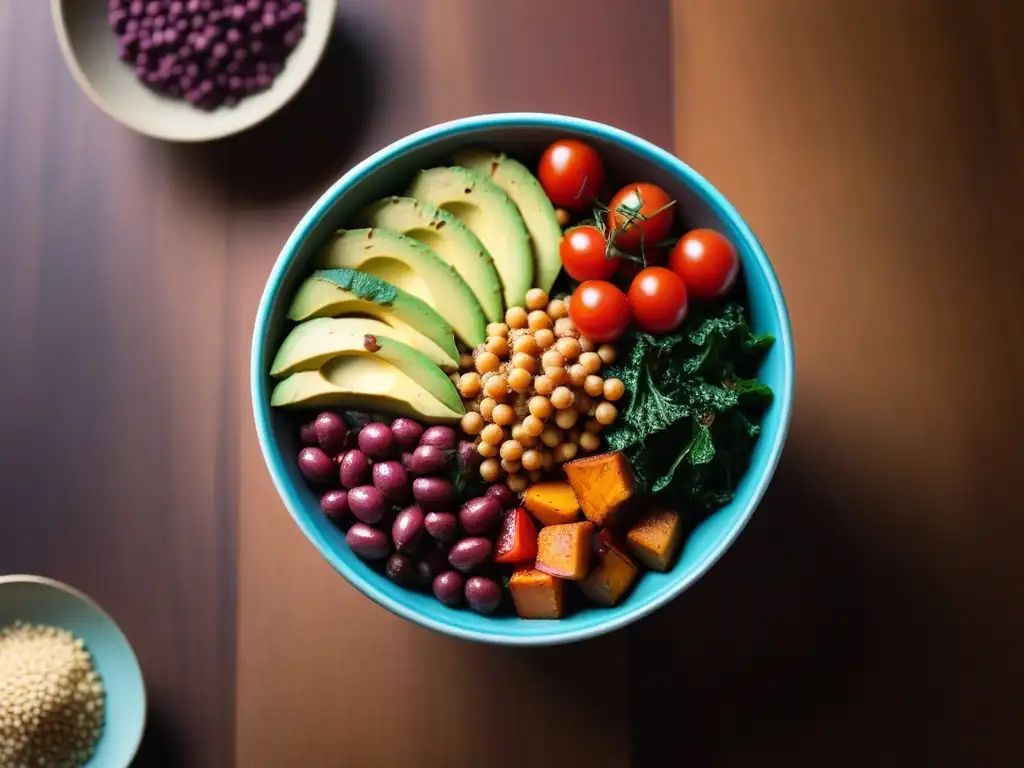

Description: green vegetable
[604,303,774,515]
[311,269,398,305]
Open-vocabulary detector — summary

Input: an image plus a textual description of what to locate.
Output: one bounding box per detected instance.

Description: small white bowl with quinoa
[0,576,145,768]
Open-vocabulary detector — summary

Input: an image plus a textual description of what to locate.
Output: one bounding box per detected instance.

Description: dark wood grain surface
[2,0,1022,766]
[631,2,1024,766]
[0,4,235,766]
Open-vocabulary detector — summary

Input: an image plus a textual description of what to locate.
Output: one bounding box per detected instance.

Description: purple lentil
[108,0,306,109]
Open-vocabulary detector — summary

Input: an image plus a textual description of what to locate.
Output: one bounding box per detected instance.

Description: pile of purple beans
[297,412,518,614]
[107,0,307,110]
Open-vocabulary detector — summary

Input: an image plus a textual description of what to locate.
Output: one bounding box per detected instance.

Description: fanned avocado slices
[454,150,564,295]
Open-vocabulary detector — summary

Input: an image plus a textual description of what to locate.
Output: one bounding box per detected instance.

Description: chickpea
[533,328,555,349]
[595,402,618,425]
[528,469,544,483]
[461,411,484,435]
[597,344,617,365]
[554,208,571,228]
[546,366,568,386]
[520,415,544,438]
[580,351,602,375]
[480,458,501,482]
[507,472,529,493]
[555,336,582,361]
[568,364,587,387]
[458,372,482,398]
[475,351,501,374]
[520,434,539,449]
[505,306,528,329]
[508,367,532,393]
[554,316,578,338]
[585,418,603,433]
[479,397,497,421]
[580,430,601,452]
[541,350,565,371]
[603,378,625,401]
[512,334,540,357]
[500,440,524,462]
[528,310,552,332]
[486,322,509,338]
[481,423,505,446]
[492,403,516,426]
[485,335,510,358]
[484,374,509,400]
[521,449,543,471]
[547,298,568,320]
[528,395,553,420]
[578,335,596,353]
[533,374,555,397]
[554,442,578,463]
[501,458,523,474]
[554,408,579,430]
[459,352,475,369]
[510,352,537,373]
[450,372,462,386]
[478,441,498,458]
[551,386,575,410]
[525,288,550,311]
[584,375,605,397]
[510,423,527,442]
[540,425,562,448]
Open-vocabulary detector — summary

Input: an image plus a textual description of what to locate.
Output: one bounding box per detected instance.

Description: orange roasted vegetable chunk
[580,530,640,606]
[536,521,594,580]
[494,507,539,564]
[523,481,581,526]
[564,451,634,527]
[627,509,683,572]
[510,567,566,619]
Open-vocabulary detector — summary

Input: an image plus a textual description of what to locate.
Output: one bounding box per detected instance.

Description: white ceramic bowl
[51,0,338,142]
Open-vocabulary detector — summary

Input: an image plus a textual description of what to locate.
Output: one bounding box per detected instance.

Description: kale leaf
[603,302,774,515]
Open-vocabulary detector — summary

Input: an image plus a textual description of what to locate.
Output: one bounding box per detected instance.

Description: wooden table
[1,1,1021,765]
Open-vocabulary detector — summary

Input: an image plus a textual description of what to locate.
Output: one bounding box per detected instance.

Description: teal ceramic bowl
[251,113,794,646]
[0,575,146,766]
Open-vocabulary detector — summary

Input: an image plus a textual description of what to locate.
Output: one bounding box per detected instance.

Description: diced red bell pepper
[494,506,539,564]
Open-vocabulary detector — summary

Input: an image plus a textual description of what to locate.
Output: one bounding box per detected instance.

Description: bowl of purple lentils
[51,0,338,142]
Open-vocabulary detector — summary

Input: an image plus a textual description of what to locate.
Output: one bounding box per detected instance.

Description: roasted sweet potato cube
[510,567,566,619]
[523,481,581,526]
[627,509,684,572]
[564,452,634,527]
[580,530,640,606]
[536,521,594,581]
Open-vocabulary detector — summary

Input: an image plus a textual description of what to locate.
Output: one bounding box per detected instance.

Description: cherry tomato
[569,281,630,343]
[607,183,675,253]
[669,229,740,300]
[538,140,605,210]
[627,267,688,334]
[559,226,620,281]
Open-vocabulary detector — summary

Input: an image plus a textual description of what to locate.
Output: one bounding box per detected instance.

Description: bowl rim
[251,112,795,645]
[48,0,338,143]
[0,574,147,764]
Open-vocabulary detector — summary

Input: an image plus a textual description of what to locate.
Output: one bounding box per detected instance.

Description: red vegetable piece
[494,506,539,564]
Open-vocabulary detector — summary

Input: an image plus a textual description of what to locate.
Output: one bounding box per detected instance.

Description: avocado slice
[271,354,465,423]
[358,197,504,323]
[316,229,486,347]
[406,167,533,308]
[454,150,564,295]
[287,269,459,371]
[271,316,461,409]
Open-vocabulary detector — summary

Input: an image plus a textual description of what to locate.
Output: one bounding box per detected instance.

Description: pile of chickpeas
[455,288,624,491]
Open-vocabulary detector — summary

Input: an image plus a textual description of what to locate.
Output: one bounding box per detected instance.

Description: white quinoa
[0,621,105,768]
